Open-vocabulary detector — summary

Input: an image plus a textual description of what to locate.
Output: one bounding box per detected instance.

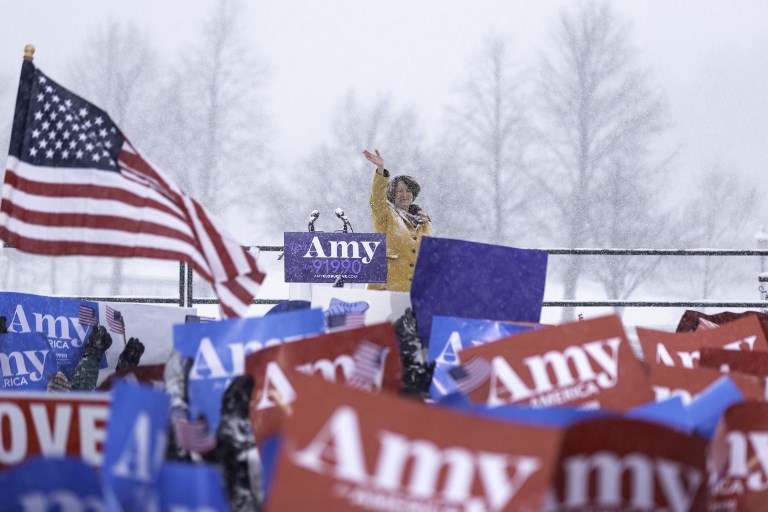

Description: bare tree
[677,164,762,302]
[418,132,488,243]
[148,0,271,231]
[589,156,676,314]
[66,21,160,296]
[277,92,427,236]
[442,36,537,245]
[531,1,667,320]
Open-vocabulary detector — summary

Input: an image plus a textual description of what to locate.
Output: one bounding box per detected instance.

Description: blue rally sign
[0,456,105,510]
[102,381,170,512]
[283,232,386,283]
[410,237,548,348]
[174,308,326,432]
[0,332,59,391]
[0,292,101,378]
[158,462,230,511]
[428,315,536,400]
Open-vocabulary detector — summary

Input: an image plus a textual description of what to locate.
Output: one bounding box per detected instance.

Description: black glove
[220,375,254,420]
[0,316,7,334]
[216,376,260,511]
[116,337,145,370]
[393,308,433,399]
[70,325,112,391]
[83,325,113,360]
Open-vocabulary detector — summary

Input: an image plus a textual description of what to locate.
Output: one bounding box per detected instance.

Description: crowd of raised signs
[2,238,768,511]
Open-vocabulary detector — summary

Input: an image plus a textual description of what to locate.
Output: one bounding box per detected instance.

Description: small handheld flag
[448,357,491,395]
[78,304,97,327]
[347,340,388,391]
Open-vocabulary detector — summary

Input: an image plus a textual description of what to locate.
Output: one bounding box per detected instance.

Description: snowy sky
[0,0,766,186]
[2,0,766,323]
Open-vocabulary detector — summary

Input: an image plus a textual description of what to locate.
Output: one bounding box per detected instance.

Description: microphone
[308,210,320,232]
[335,208,353,233]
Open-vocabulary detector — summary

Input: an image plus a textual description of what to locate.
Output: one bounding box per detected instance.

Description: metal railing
[4,242,768,309]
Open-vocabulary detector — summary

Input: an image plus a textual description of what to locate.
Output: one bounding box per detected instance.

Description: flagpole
[24,44,34,61]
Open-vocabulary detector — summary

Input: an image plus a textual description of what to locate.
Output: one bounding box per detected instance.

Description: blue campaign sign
[0,456,105,509]
[428,315,536,400]
[158,462,230,511]
[102,381,170,512]
[283,231,386,283]
[174,308,326,432]
[410,237,548,348]
[427,315,536,364]
[0,292,101,378]
[0,332,59,391]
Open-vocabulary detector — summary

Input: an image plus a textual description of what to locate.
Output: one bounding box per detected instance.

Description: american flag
[172,416,216,454]
[347,340,388,391]
[327,311,366,329]
[326,298,368,330]
[448,357,492,395]
[106,305,125,335]
[78,304,96,326]
[0,57,264,318]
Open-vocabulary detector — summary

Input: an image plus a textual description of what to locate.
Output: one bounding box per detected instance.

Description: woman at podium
[363,149,432,292]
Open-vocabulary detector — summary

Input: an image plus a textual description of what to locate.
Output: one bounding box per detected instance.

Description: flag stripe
[450,357,491,395]
[195,200,259,275]
[0,187,190,236]
[106,305,124,334]
[0,215,211,272]
[4,164,188,220]
[1,201,198,243]
[347,341,386,391]
[0,225,213,281]
[2,175,190,231]
[119,144,181,195]
[78,305,96,326]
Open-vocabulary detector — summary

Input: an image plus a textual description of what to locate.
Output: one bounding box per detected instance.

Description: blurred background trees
[529,1,670,320]
[1,0,765,313]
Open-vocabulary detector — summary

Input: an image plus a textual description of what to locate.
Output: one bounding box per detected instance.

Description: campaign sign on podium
[284,232,386,283]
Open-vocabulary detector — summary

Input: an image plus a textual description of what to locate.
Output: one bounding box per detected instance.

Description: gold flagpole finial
[23,44,35,61]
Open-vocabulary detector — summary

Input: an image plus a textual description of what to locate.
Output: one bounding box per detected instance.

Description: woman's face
[394,181,414,211]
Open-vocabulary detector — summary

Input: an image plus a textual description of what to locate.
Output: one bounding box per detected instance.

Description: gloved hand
[83,325,113,360]
[393,308,432,399]
[116,337,145,370]
[220,375,254,420]
[216,376,260,512]
[0,316,7,334]
[70,325,112,391]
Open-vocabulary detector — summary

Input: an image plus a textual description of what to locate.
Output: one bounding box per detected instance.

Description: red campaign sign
[547,417,708,511]
[246,322,402,444]
[0,391,111,472]
[700,347,768,378]
[649,364,765,404]
[461,315,653,411]
[708,401,768,510]
[637,315,768,369]
[677,310,768,339]
[268,372,562,512]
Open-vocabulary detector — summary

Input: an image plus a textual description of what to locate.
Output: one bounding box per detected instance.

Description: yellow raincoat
[367,171,431,292]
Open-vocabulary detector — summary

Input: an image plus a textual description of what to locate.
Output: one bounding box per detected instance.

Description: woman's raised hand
[363,149,385,170]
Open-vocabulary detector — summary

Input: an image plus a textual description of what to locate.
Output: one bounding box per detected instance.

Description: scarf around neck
[396,203,430,229]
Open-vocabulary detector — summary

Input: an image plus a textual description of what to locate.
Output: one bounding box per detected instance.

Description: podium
[283,230,387,300]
